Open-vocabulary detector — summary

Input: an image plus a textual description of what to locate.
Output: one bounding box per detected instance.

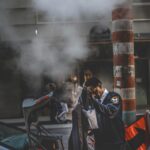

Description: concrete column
[112,1,136,125]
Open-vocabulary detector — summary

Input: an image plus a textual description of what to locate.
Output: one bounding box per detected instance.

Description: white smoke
[18,0,126,80]
[33,0,126,19]
[19,25,88,80]
[0,0,127,86]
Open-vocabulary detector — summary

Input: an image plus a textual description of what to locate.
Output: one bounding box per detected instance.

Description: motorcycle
[22,92,65,150]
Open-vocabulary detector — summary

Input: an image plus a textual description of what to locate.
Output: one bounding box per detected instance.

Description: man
[84,77,125,150]
[46,83,68,123]
[83,69,93,87]
[68,70,95,150]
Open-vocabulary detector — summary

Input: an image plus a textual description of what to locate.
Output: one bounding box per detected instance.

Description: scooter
[22,92,64,150]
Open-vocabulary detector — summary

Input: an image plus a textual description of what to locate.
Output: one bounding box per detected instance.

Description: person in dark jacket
[46,83,68,123]
[84,77,125,150]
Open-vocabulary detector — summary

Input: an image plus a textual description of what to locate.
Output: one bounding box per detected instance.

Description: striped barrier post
[112,1,136,125]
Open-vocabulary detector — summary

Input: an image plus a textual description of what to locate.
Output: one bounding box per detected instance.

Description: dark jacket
[69,90,125,150]
[68,104,84,150]
[93,91,125,150]
[68,88,92,150]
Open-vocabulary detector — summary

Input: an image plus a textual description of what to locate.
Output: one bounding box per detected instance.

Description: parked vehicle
[22,92,64,150]
[0,121,28,150]
[0,120,64,150]
[0,92,65,150]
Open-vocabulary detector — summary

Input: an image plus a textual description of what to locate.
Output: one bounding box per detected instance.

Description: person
[46,82,68,123]
[84,77,125,150]
[79,69,94,111]
[68,74,83,108]
[68,70,94,150]
[83,69,93,87]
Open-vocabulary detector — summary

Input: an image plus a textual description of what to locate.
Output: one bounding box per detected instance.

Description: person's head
[46,83,56,92]
[70,74,78,83]
[84,69,93,82]
[85,77,104,98]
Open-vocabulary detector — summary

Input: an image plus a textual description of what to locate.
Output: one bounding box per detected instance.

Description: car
[0,93,65,150]
[0,120,64,150]
[0,121,28,150]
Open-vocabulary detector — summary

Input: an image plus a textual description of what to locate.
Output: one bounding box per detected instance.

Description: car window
[0,141,16,150]
[0,145,9,150]
[0,122,25,141]
[0,122,28,149]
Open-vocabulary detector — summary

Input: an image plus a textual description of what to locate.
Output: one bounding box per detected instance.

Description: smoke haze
[33,0,126,19]
[19,25,88,80]
[0,0,127,87]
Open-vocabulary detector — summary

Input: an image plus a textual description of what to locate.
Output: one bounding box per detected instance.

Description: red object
[125,116,148,150]
[36,95,49,104]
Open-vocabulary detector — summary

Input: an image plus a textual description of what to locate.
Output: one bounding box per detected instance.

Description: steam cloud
[33,0,126,19]
[0,0,127,85]
[19,26,88,80]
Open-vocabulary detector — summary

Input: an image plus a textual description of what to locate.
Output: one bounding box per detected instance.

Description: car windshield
[0,122,25,140]
[0,122,28,149]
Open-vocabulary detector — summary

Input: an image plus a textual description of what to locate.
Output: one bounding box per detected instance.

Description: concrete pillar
[112,1,136,125]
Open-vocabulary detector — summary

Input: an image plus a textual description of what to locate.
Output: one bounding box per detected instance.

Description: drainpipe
[112,1,136,125]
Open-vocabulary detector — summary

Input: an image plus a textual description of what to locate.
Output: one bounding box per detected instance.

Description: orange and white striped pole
[112,1,136,125]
